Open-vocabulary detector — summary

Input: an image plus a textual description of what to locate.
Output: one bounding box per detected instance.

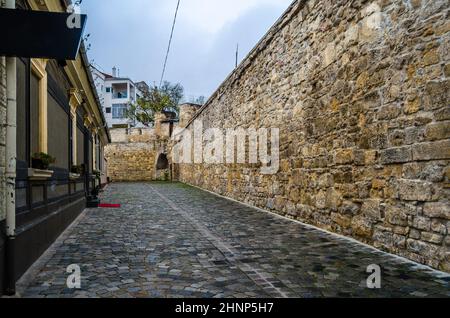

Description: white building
[91,65,149,128]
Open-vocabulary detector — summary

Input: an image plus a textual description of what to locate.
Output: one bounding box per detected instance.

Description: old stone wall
[105,128,169,182]
[176,0,450,271]
[0,56,6,222]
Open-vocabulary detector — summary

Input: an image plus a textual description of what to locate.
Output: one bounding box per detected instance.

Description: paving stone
[19,183,449,298]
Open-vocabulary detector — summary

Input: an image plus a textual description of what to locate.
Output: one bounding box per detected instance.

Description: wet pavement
[18,182,450,298]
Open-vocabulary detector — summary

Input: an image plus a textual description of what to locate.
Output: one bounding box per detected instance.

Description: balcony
[112,83,129,99]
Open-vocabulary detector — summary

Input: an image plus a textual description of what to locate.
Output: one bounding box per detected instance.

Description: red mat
[99,204,121,208]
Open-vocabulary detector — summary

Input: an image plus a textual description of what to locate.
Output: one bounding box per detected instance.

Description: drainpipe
[4,0,17,296]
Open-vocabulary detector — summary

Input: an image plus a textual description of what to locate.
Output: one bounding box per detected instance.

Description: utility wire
[160,0,181,87]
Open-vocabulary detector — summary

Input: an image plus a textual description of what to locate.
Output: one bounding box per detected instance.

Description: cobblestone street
[18,183,449,298]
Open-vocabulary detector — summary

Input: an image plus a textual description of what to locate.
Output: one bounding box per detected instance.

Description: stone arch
[156,153,169,170]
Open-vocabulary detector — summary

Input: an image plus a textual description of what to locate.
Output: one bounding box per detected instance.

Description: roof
[105,77,134,82]
[79,43,111,143]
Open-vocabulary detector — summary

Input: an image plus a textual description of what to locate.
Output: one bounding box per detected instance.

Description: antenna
[235,43,239,68]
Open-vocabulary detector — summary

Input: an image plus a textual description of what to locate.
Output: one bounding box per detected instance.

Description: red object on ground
[99,203,121,208]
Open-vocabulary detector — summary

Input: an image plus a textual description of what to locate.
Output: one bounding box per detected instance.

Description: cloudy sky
[81,0,292,101]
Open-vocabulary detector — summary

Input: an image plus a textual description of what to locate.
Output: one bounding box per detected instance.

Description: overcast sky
[81,0,292,101]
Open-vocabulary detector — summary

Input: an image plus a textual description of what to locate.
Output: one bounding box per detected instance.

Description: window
[96,137,101,170]
[112,104,127,119]
[88,137,93,173]
[47,93,69,169]
[30,72,40,156]
[16,60,43,163]
[105,87,111,93]
[106,107,111,114]
[16,59,28,163]
[77,125,84,166]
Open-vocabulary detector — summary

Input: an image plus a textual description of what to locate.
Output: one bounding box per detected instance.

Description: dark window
[96,137,101,170]
[106,107,111,114]
[16,59,29,211]
[17,65,40,162]
[105,87,111,93]
[88,137,93,173]
[47,93,69,169]
[16,59,28,163]
[77,126,84,165]
[30,72,40,156]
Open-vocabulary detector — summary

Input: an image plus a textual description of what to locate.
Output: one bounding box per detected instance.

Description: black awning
[0,8,87,60]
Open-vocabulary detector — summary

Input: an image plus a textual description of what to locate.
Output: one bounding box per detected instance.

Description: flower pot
[69,173,81,180]
[28,168,54,180]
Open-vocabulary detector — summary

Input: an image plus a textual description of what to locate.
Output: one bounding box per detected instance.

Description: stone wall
[105,128,169,182]
[176,0,450,271]
[0,56,6,222]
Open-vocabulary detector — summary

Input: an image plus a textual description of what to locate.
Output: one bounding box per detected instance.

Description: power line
[160,0,181,87]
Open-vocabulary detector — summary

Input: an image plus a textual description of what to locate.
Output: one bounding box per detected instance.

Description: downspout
[4,0,17,296]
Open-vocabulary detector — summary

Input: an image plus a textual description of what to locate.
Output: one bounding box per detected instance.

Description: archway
[156,153,169,170]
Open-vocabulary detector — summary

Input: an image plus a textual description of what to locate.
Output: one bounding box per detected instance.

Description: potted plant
[92,170,101,178]
[70,165,84,180]
[31,152,56,170]
[88,170,103,208]
[71,165,85,174]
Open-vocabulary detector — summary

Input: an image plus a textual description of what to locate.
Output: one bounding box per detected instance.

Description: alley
[18,183,449,298]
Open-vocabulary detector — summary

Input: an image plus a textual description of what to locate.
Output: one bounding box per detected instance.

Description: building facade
[0,0,110,295]
[91,65,148,129]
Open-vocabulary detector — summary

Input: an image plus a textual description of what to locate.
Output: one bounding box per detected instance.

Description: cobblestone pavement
[19,183,449,298]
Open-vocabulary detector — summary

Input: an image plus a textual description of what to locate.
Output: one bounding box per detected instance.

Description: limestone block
[385,205,408,226]
[421,232,444,244]
[397,179,436,202]
[334,148,355,165]
[412,140,450,161]
[425,121,450,141]
[362,199,382,220]
[381,147,412,164]
[423,80,449,111]
[423,202,450,219]
[412,216,431,231]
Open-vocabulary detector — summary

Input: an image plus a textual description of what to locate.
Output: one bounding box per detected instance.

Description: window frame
[112,103,127,119]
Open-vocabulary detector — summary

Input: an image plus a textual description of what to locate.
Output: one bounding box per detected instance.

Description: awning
[0,8,87,60]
